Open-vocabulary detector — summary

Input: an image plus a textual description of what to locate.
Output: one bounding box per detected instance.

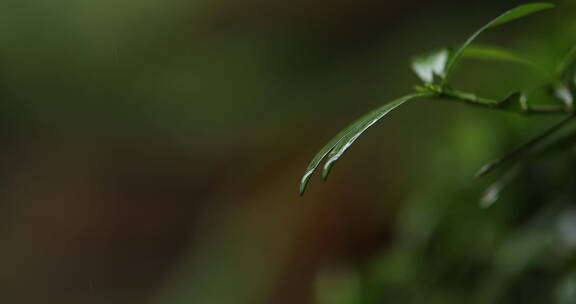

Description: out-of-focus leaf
[485,3,555,28]
[480,167,520,208]
[557,45,576,105]
[476,114,576,178]
[554,83,574,108]
[523,84,574,110]
[534,129,576,157]
[462,45,534,66]
[295,92,433,191]
[557,44,576,78]
[443,3,555,84]
[556,274,576,304]
[411,49,450,84]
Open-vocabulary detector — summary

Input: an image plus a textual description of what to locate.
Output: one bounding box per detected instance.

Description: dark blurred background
[0,0,575,303]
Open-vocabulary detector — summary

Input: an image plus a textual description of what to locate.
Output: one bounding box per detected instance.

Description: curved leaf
[321,92,433,181]
[462,45,534,66]
[556,44,576,77]
[300,92,433,195]
[412,49,449,84]
[443,3,555,85]
[476,114,576,178]
[300,120,363,195]
[486,3,555,28]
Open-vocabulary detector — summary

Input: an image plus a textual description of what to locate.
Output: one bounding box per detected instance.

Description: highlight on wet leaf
[300,92,432,195]
[321,93,433,181]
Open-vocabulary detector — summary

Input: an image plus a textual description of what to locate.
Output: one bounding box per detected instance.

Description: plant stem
[439,88,573,115]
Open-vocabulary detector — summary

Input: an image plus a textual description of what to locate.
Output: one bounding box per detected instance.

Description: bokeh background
[0,0,575,303]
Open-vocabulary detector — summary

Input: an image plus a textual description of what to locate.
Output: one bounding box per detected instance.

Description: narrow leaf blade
[476,114,576,178]
[463,45,534,66]
[300,121,361,195]
[321,92,432,180]
[486,3,555,29]
[480,167,520,208]
[443,3,554,84]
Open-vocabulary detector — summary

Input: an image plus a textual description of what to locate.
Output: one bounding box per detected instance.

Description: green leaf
[300,92,433,195]
[300,120,364,195]
[485,3,555,28]
[476,114,576,178]
[411,49,449,84]
[537,130,576,157]
[443,3,555,85]
[479,167,520,208]
[462,45,535,66]
[556,44,576,78]
[321,92,433,181]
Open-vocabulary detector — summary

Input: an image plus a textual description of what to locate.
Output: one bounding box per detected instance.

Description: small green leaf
[411,49,449,84]
[299,92,433,195]
[321,92,433,181]
[443,3,555,85]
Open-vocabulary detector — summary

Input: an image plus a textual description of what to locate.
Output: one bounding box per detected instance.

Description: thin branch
[475,113,576,178]
[439,89,573,115]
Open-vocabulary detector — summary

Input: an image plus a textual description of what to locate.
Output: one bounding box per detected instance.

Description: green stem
[439,88,573,115]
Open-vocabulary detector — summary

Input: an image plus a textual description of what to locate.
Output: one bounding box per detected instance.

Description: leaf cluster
[301,3,576,203]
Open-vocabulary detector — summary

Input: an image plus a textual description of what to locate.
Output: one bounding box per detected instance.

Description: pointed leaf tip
[475,163,494,179]
[300,172,313,196]
[299,122,361,196]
